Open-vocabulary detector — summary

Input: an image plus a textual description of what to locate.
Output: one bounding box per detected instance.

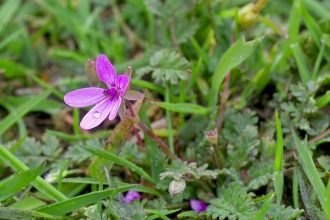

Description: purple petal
[123,90,144,100]
[117,75,130,96]
[80,98,114,129]
[96,54,117,87]
[108,97,122,120]
[64,88,105,107]
[190,200,208,213]
[124,190,141,204]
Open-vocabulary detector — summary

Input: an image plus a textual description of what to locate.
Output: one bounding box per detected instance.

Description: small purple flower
[64,54,143,130]
[124,190,141,203]
[190,200,208,213]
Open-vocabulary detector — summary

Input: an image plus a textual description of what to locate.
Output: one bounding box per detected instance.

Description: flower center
[103,87,119,98]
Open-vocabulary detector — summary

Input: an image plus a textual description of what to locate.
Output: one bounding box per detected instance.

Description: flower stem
[165,82,175,153]
[0,144,67,201]
[125,101,179,161]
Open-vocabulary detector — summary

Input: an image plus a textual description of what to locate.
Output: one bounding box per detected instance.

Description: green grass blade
[316,91,330,108]
[37,185,136,215]
[274,110,283,172]
[312,42,326,80]
[82,145,156,185]
[303,0,330,20]
[0,207,78,220]
[152,102,210,115]
[0,144,67,201]
[302,7,330,63]
[290,42,310,84]
[145,209,181,220]
[208,36,263,108]
[293,168,299,208]
[253,194,274,220]
[139,107,163,183]
[0,0,22,33]
[292,128,326,209]
[296,163,325,219]
[0,163,43,194]
[61,178,161,196]
[0,87,53,136]
[326,179,330,219]
[274,110,284,205]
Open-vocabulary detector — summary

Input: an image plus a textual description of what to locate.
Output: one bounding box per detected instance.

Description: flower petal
[117,75,130,96]
[109,97,122,120]
[96,54,117,87]
[190,200,208,213]
[80,98,113,130]
[64,88,105,107]
[124,190,141,204]
[123,90,144,100]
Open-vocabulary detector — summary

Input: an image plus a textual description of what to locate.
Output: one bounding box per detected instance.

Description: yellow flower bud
[238,0,268,31]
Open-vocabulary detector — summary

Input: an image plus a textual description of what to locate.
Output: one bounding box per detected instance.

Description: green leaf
[290,42,310,84]
[139,108,164,183]
[316,91,330,108]
[266,203,304,220]
[61,177,161,196]
[37,185,136,215]
[207,182,257,220]
[0,144,67,201]
[325,179,330,219]
[254,194,273,220]
[82,145,156,185]
[227,126,260,169]
[208,36,264,107]
[296,164,324,219]
[292,128,326,209]
[0,0,22,33]
[274,110,283,172]
[0,207,79,220]
[0,163,43,195]
[247,161,273,190]
[0,87,53,136]
[152,102,210,115]
[137,49,190,84]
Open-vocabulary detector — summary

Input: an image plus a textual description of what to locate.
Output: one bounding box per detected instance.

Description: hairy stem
[125,101,179,160]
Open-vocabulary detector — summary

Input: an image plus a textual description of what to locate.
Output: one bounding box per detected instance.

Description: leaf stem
[165,82,175,153]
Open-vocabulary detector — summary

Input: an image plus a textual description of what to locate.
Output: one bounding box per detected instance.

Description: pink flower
[190,200,208,213]
[124,190,141,203]
[64,54,143,129]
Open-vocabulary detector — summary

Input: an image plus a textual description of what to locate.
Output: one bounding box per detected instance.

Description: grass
[1,0,330,219]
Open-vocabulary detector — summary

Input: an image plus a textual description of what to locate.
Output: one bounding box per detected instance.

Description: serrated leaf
[138,50,190,84]
[227,126,260,169]
[42,133,61,157]
[207,182,257,220]
[267,203,304,220]
[247,161,273,190]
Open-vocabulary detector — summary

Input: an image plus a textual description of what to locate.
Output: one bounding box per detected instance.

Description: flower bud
[169,179,186,196]
[238,0,268,31]
[85,59,101,87]
[205,129,218,146]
